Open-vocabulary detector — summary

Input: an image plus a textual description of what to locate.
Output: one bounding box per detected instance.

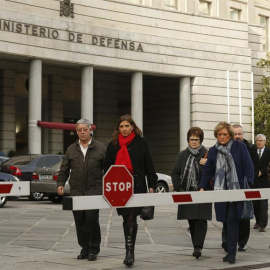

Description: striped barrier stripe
[0,182,30,196]
[0,184,13,194]
[63,188,270,211]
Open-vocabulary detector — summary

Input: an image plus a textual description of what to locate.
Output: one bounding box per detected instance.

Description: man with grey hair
[57,119,106,261]
[253,134,270,232]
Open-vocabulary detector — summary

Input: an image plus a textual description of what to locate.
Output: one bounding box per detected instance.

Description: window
[199,1,211,15]
[165,0,177,10]
[230,8,241,21]
[260,15,268,52]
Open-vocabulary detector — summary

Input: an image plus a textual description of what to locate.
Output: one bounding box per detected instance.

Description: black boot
[123,223,138,267]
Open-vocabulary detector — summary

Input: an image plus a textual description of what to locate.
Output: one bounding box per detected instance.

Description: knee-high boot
[123,222,138,267]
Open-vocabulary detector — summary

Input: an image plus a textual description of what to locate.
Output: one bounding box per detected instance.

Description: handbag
[140,178,155,220]
[240,177,254,219]
[140,205,155,220]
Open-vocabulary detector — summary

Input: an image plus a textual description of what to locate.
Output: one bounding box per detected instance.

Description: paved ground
[1,198,270,270]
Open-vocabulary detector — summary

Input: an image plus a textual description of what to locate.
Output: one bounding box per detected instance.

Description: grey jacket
[57,137,106,196]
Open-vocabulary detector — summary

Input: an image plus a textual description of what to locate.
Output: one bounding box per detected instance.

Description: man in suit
[253,134,270,232]
[222,125,259,252]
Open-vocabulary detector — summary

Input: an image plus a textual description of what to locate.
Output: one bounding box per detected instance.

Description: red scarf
[115,132,136,174]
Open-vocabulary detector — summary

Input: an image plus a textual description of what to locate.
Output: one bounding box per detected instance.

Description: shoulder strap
[203,150,208,159]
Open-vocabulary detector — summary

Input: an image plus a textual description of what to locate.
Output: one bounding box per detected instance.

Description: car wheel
[0,196,8,208]
[156,182,168,193]
[48,194,63,203]
[28,191,44,201]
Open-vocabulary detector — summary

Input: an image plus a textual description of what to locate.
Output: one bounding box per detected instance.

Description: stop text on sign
[105,182,132,192]
[103,165,134,207]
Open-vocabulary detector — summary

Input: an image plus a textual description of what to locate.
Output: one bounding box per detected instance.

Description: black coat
[254,147,270,188]
[57,138,106,196]
[104,135,158,216]
[243,139,259,183]
[171,146,212,220]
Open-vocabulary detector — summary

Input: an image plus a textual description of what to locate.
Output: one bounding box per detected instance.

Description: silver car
[156,173,173,193]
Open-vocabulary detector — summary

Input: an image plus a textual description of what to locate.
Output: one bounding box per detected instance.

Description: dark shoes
[192,247,202,259]
[238,244,246,251]
[77,253,98,261]
[253,223,259,229]
[259,227,266,232]
[77,254,88,260]
[88,253,98,261]
[223,255,236,264]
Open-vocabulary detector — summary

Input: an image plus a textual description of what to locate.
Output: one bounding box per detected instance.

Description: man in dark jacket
[57,119,106,261]
[253,134,270,232]
[222,124,259,252]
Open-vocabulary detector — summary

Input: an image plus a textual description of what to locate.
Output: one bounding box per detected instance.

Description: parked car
[0,154,64,201]
[156,173,173,193]
[31,160,66,203]
[0,172,20,208]
[0,156,10,164]
[31,163,173,204]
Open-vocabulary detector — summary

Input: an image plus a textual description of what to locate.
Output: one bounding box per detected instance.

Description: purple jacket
[199,140,254,222]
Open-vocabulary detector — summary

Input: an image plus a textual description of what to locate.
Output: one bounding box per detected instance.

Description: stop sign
[103,165,134,207]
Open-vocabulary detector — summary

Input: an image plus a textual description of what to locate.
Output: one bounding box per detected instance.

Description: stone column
[28,59,42,154]
[131,72,143,131]
[179,77,191,151]
[218,0,229,19]
[81,66,94,123]
[0,70,16,155]
[48,76,63,154]
[247,0,255,24]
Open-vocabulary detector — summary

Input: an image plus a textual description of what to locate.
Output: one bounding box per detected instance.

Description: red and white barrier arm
[0,182,30,196]
[62,188,270,211]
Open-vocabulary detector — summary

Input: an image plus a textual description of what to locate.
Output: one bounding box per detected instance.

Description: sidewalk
[1,199,270,270]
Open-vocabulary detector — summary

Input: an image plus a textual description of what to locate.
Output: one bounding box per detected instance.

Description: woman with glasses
[199,122,254,264]
[171,127,212,259]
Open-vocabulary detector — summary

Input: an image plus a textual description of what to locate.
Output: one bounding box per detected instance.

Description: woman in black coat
[104,114,157,267]
[171,127,212,259]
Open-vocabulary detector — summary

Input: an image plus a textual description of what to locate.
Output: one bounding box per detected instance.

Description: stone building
[0,0,268,174]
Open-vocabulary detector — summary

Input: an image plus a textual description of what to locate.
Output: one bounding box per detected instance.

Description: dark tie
[258,149,262,159]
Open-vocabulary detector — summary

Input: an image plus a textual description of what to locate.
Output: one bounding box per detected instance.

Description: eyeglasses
[189,139,200,142]
[234,133,243,136]
[256,140,265,142]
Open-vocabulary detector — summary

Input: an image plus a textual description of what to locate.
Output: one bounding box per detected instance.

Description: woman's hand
[199,188,205,192]
[149,188,154,193]
[200,158,207,165]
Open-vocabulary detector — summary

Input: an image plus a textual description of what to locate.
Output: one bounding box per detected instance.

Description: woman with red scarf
[104,114,157,267]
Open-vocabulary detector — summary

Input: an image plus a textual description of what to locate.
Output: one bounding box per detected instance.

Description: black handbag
[140,178,155,220]
[140,206,155,220]
[240,177,254,220]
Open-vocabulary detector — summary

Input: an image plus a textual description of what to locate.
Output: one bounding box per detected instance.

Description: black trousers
[222,219,250,246]
[225,203,239,257]
[188,219,207,249]
[73,209,101,255]
[253,199,268,228]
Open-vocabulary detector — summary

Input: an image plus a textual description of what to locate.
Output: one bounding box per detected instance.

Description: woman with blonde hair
[199,122,254,264]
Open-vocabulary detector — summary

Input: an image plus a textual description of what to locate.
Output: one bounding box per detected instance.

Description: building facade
[0,0,268,174]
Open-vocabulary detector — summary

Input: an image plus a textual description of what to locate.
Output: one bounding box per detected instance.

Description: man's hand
[57,186,64,195]
[258,171,262,177]
[149,188,154,193]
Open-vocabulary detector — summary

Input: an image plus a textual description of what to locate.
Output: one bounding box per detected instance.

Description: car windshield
[2,155,39,165]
